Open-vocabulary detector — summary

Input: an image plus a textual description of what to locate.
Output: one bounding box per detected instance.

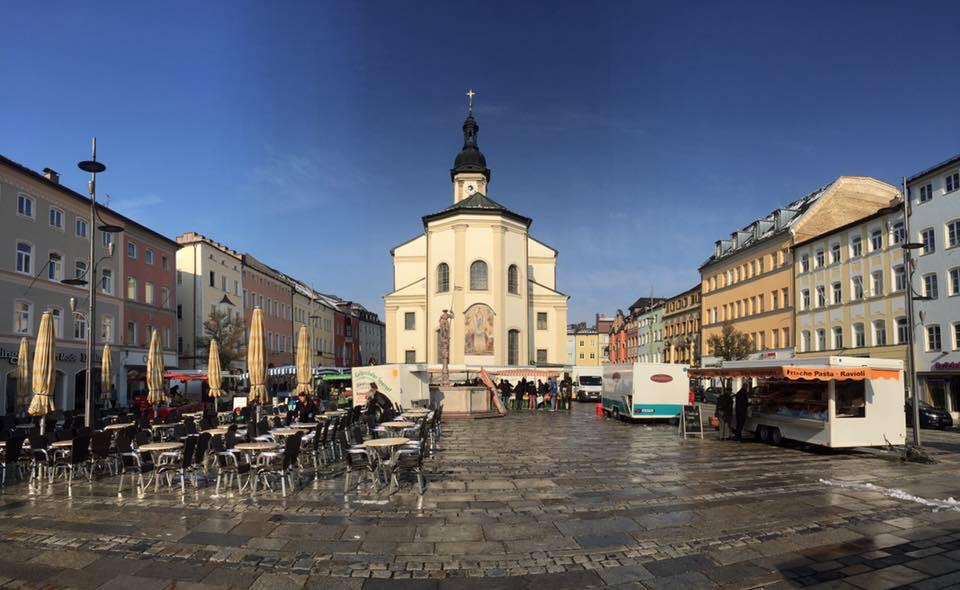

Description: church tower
[451,90,490,203]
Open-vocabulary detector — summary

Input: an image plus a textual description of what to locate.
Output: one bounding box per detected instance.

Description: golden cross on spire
[466,88,476,112]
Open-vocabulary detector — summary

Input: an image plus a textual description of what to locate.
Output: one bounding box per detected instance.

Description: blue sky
[2,1,959,323]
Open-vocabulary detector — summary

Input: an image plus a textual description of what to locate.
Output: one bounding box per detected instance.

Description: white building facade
[908,155,960,417]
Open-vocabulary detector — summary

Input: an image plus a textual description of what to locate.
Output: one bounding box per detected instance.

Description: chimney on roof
[42,168,60,184]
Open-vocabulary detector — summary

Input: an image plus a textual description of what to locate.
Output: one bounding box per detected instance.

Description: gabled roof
[908,153,960,183]
[422,192,532,227]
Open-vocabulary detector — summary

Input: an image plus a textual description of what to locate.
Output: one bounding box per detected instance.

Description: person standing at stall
[734,383,750,441]
[716,388,733,440]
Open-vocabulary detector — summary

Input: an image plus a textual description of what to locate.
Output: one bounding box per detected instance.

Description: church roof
[421,192,532,227]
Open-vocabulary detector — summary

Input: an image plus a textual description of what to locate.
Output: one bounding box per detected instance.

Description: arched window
[470,260,488,290]
[508,330,520,366]
[436,263,449,293]
[507,264,519,294]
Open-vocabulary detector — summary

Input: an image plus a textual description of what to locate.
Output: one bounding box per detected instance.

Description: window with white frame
[221,275,227,291]
[894,265,906,292]
[126,321,136,345]
[404,312,415,330]
[75,218,88,238]
[833,326,844,349]
[816,285,826,307]
[470,260,488,290]
[47,252,63,281]
[145,249,154,265]
[851,236,862,257]
[896,317,908,344]
[871,270,883,296]
[830,242,841,264]
[873,320,887,346]
[801,289,810,310]
[101,315,113,343]
[101,268,113,294]
[404,350,416,363]
[127,276,137,300]
[74,313,87,340]
[852,276,864,300]
[947,171,960,193]
[14,301,32,335]
[49,207,63,229]
[537,312,548,330]
[832,282,842,305]
[536,349,548,364]
[947,220,960,249]
[950,268,960,296]
[127,241,137,259]
[816,329,826,351]
[161,287,170,308]
[800,254,810,272]
[507,264,519,294]
[17,194,34,218]
[921,228,935,254]
[16,242,32,274]
[870,228,882,251]
[164,327,171,348]
[801,330,811,352]
[918,182,934,202]
[75,260,87,282]
[892,221,905,244]
[814,249,824,268]
[102,232,113,247]
[853,323,865,347]
[49,307,63,337]
[145,282,155,305]
[927,324,942,352]
[923,273,938,299]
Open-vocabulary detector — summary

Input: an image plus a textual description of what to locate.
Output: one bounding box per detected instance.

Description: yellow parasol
[146,330,165,406]
[16,337,30,415]
[100,344,113,401]
[28,312,56,433]
[294,326,312,396]
[247,307,269,405]
[208,338,224,411]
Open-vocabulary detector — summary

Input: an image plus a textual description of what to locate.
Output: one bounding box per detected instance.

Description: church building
[384,97,568,366]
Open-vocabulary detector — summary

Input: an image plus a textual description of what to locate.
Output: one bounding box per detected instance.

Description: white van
[573,366,603,401]
[602,363,691,421]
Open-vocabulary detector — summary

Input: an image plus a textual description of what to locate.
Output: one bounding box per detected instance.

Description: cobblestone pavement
[3,408,960,589]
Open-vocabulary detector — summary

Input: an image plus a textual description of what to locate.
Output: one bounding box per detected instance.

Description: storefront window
[835,381,866,418]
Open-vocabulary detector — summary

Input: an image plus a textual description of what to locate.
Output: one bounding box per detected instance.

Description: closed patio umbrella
[16,337,30,416]
[101,344,113,402]
[208,338,224,412]
[294,326,312,396]
[146,330,165,417]
[28,311,56,434]
[247,308,268,420]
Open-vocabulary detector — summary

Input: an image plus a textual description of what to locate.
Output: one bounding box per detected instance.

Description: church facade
[384,103,568,366]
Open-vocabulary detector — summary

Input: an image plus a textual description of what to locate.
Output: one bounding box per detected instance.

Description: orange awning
[689,366,900,381]
[164,372,208,382]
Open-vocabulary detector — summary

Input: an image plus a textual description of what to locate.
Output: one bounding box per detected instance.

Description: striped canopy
[16,337,30,414]
[28,312,56,417]
[246,307,269,404]
[101,344,113,401]
[294,326,312,396]
[146,330,165,405]
[208,339,224,399]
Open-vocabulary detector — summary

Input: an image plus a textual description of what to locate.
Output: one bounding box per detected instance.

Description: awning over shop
[164,372,208,382]
[493,368,563,378]
[689,366,900,381]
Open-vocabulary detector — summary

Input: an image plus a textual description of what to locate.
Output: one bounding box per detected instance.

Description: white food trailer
[690,356,906,448]
[602,362,691,421]
[350,364,431,409]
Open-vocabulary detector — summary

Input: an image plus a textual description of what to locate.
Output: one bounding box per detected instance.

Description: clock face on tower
[466,184,475,194]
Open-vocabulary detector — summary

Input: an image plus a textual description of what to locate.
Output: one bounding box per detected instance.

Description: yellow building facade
[700,177,900,364]
[574,331,600,366]
[384,106,568,366]
[793,203,908,366]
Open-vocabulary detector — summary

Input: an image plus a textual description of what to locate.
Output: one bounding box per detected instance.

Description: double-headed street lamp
[61,139,123,428]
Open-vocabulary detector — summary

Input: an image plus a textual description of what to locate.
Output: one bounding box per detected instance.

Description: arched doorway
[4,370,16,415]
[74,369,101,412]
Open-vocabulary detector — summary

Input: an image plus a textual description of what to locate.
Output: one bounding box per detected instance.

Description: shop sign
[0,346,21,366]
[934,361,960,371]
[0,346,91,365]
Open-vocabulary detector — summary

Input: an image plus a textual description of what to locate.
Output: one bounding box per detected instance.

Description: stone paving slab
[4,411,960,587]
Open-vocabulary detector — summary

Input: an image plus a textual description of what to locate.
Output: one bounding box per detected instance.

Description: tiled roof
[422,192,532,226]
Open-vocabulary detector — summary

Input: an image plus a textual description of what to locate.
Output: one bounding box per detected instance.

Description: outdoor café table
[138,442,183,453]
[403,409,429,416]
[15,424,33,430]
[289,423,317,431]
[360,437,410,450]
[104,422,135,431]
[381,421,414,433]
[234,441,280,465]
[203,427,229,436]
[51,439,73,449]
[269,428,296,438]
[150,423,180,438]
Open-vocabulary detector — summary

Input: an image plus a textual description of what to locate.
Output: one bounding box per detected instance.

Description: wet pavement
[3,407,960,589]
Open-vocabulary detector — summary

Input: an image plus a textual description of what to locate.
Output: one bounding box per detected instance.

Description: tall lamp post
[61,139,123,428]
[900,177,934,447]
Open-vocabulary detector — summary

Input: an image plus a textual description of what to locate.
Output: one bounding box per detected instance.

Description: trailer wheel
[612,407,621,421]
[770,428,783,445]
[758,425,771,443]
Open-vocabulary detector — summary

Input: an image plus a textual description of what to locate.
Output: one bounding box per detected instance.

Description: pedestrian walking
[715,388,733,440]
[734,383,750,441]
[516,378,528,410]
[549,377,559,412]
[498,379,512,410]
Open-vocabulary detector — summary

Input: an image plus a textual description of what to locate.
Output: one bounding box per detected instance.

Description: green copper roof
[422,192,532,226]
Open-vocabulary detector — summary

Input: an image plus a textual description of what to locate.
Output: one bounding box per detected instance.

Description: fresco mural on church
[464,304,495,356]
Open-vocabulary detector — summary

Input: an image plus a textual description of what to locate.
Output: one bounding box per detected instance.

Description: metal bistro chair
[28,433,54,484]
[212,435,250,494]
[89,430,118,478]
[51,434,91,485]
[0,434,26,486]
[342,440,378,493]
[384,445,426,494]
[254,431,302,496]
[157,435,198,493]
[117,431,155,493]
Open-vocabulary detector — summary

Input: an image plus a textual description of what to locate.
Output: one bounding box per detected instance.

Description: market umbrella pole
[208,339,224,414]
[146,331,165,422]
[29,312,56,435]
[246,308,268,424]
[16,337,30,417]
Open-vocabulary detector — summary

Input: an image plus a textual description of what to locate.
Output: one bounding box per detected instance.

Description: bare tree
[198,309,246,370]
[706,323,753,361]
